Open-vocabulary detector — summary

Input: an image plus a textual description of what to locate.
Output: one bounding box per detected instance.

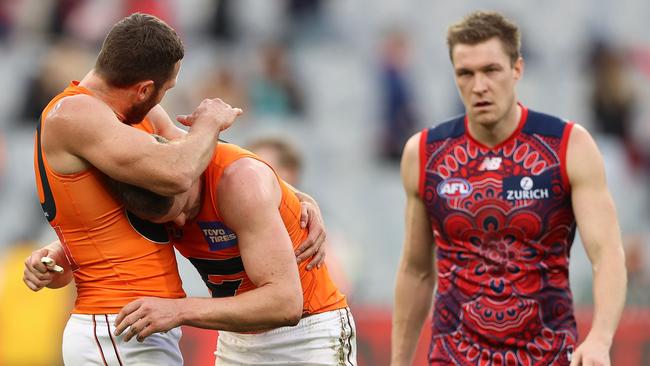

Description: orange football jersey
[172,143,347,315]
[34,81,185,314]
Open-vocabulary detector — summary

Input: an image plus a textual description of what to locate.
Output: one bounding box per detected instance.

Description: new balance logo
[479,157,502,171]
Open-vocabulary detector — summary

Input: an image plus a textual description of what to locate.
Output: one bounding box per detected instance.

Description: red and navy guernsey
[419,105,577,366]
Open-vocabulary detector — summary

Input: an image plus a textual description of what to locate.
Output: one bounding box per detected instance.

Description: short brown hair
[95,13,184,88]
[247,137,303,173]
[446,11,521,65]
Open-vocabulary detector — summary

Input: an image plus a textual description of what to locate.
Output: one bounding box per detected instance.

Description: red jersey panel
[172,143,347,315]
[34,81,185,314]
[420,106,577,365]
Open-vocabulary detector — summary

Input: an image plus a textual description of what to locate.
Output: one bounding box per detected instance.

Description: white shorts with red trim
[62,313,183,366]
[215,307,357,365]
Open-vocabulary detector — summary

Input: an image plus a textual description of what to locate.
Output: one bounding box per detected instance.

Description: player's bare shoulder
[46,93,110,125]
[221,158,277,193]
[566,123,605,187]
[218,157,281,218]
[41,94,119,173]
[401,131,423,192]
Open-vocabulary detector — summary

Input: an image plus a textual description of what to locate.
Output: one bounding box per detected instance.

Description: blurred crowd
[0,0,648,364]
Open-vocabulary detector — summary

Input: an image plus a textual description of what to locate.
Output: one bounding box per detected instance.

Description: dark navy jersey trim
[36,119,56,222]
[426,115,466,143]
[521,109,567,138]
[189,256,244,276]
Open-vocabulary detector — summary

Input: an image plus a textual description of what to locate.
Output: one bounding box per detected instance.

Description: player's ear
[513,57,524,81]
[134,80,156,101]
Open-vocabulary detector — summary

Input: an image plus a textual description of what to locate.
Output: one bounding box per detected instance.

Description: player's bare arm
[566,124,627,366]
[23,240,73,291]
[43,95,241,196]
[286,184,327,269]
[114,158,303,341]
[146,104,191,140]
[391,133,437,366]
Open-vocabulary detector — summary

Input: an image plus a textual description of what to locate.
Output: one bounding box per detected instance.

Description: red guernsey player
[391,11,626,366]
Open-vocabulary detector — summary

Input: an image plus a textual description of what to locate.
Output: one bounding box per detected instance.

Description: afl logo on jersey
[437,178,472,199]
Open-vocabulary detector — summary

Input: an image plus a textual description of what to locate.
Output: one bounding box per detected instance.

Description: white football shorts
[215,307,356,365]
[62,313,183,365]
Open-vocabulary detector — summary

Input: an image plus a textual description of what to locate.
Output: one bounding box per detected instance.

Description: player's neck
[79,70,132,122]
[467,103,521,148]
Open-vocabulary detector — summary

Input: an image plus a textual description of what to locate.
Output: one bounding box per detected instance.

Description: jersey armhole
[418,129,428,199]
[559,121,575,191]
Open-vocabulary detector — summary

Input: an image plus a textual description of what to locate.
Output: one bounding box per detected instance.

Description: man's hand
[569,336,611,366]
[114,297,184,342]
[23,248,63,291]
[295,200,327,270]
[177,98,242,131]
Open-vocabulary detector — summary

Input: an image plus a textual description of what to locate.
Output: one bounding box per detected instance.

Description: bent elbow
[278,290,303,326]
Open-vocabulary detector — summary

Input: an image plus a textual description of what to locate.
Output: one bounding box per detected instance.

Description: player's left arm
[146,104,188,140]
[114,159,303,341]
[567,124,627,366]
[285,182,327,269]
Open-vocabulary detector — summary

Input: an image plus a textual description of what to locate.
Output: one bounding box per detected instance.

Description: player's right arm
[391,132,436,366]
[113,159,303,340]
[23,240,73,291]
[43,96,241,196]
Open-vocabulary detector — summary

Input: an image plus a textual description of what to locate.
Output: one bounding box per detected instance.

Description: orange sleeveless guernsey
[173,143,347,315]
[34,81,185,314]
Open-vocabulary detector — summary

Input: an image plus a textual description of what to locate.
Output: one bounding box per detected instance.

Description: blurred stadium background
[0,0,649,364]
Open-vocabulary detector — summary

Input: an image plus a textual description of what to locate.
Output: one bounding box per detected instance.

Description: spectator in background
[250,43,305,118]
[378,30,418,162]
[206,0,238,43]
[195,65,249,115]
[0,0,16,42]
[247,136,303,187]
[284,0,326,43]
[589,41,640,167]
[17,38,95,124]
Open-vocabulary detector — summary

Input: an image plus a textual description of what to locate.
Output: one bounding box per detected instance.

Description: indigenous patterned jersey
[34,82,185,314]
[420,105,577,365]
[172,143,347,316]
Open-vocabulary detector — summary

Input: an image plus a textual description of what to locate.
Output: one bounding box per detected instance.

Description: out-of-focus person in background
[250,42,305,119]
[17,39,94,124]
[196,65,249,115]
[248,136,303,188]
[588,41,640,168]
[392,11,626,366]
[378,29,419,162]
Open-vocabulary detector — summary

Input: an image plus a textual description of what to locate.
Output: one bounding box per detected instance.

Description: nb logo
[478,157,502,171]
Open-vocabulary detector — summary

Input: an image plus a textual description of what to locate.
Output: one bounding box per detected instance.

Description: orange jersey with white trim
[34,81,185,314]
[171,143,347,315]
